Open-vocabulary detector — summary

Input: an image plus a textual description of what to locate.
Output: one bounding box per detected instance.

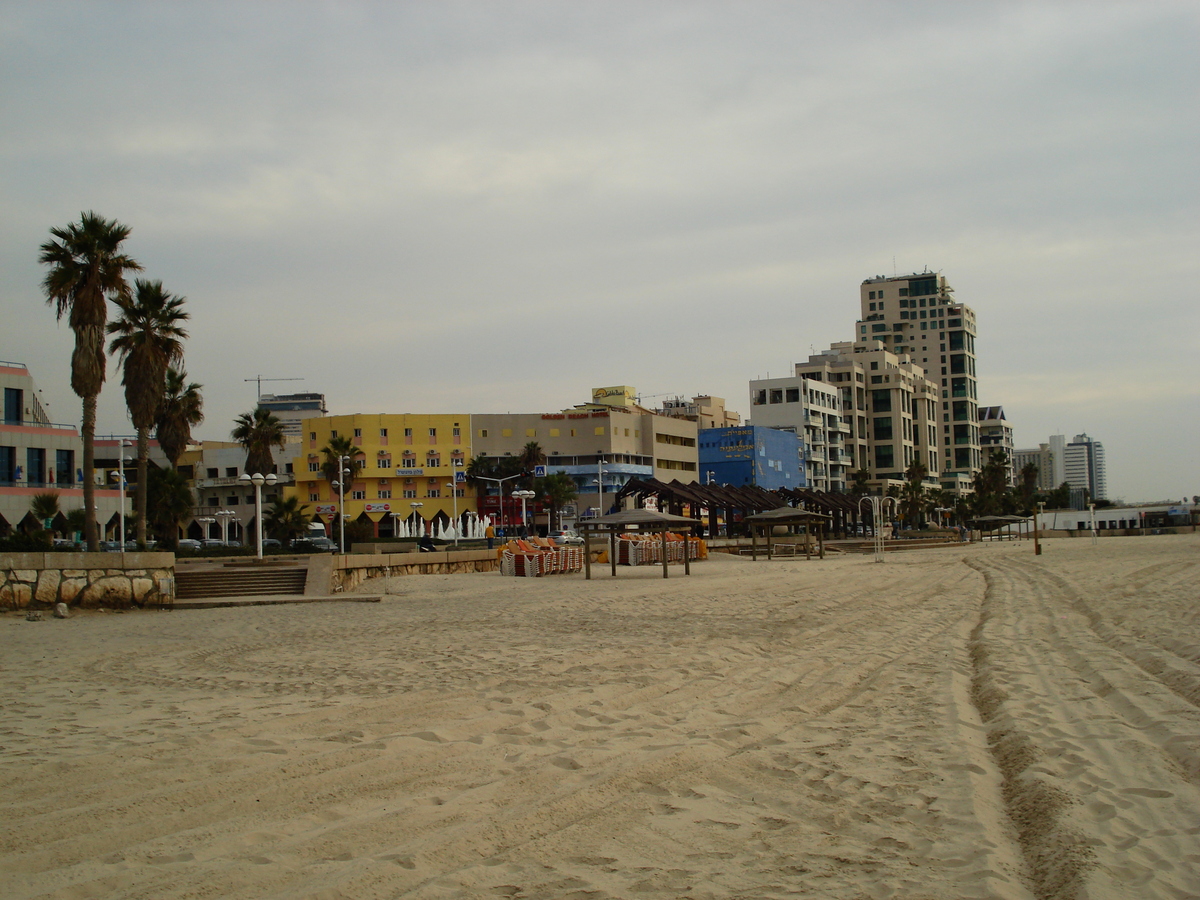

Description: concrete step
[176,567,308,599]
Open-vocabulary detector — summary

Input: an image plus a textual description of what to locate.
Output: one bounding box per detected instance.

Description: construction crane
[245,375,303,402]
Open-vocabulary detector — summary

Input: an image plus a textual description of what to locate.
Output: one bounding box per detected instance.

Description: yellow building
[289,413,474,538]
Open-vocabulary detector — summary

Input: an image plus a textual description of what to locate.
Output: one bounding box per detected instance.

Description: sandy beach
[2,535,1197,899]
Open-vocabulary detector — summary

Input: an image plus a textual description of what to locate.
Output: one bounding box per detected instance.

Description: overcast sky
[3,1,1196,502]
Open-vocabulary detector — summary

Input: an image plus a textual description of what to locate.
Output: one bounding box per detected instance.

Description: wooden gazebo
[741,507,833,560]
[576,509,703,580]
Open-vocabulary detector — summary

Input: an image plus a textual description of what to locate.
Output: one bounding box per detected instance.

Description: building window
[403,489,417,499]
[351,490,366,500]
[452,427,460,437]
[377,489,391,499]
[479,429,488,438]
[331,430,338,438]
[429,428,437,438]
[785,388,800,402]
[308,462,319,472]
[380,428,388,437]
[427,488,440,498]
[309,492,319,502]
[769,389,783,403]
[354,428,362,437]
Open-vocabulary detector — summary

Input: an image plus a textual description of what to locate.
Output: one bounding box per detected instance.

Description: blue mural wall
[697,426,805,490]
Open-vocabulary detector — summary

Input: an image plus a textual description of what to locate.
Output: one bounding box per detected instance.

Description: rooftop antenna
[245,375,304,402]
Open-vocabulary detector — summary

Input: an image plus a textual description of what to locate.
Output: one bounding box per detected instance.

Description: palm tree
[850,468,871,498]
[265,496,311,544]
[231,408,286,476]
[108,280,189,546]
[901,460,928,529]
[155,366,204,468]
[518,442,545,487]
[535,472,577,533]
[40,211,142,550]
[321,434,360,487]
[146,466,193,549]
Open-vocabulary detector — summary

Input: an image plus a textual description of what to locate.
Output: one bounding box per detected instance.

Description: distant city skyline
[3,2,1196,502]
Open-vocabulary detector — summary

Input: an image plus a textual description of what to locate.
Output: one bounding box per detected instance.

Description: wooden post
[684,527,691,575]
[750,527,757,561]
[584,527,592,580]
[819,522,825,559]
[661,529,669,579]
[609,528,617,577]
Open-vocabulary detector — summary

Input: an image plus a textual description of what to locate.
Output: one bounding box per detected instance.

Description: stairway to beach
[175,562,308,600]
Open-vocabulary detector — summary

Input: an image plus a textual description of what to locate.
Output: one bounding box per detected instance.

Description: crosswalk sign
[534,465,546,477]
[455,471,466,483]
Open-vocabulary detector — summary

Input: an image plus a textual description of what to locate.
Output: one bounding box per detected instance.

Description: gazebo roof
[577,508,702,531]
[743,507,833,524]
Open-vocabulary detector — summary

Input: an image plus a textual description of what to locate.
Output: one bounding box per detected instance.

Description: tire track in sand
[968,555,1200,900]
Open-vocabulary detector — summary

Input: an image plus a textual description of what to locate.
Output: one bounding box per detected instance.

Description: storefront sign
[395,468,424,476]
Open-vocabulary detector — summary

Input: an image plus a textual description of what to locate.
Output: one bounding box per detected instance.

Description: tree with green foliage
[232,408,286,476]
[1043,481,1072,509]
[321,434,361,489]
[155,366,204,468]
[108,279,189,546]
[146,465,193,549]
[901,460,927,528]
[850,468,871,498]
[40,211,142,550]
[1016,461,1039,514]
[265,495,312,544]
[535,472,578,532]
[518,442,545,487]
[30,491,60,528]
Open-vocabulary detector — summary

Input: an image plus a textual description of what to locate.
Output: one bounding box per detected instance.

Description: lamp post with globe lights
[329,455,353,553]
[216,508,237,546]
[238,472,277,558]
[512,489,535,537]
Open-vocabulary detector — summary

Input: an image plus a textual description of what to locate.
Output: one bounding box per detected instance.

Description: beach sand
[1,534,1197,899]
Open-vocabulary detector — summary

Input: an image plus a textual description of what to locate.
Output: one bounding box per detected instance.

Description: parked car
[260,539,281,550]
[201,539,225,550]
[550,530,584,545]
[177,538,202,551]
[291,537,338,553]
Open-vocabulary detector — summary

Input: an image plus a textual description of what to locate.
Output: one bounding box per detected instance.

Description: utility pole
[245,375,303,402]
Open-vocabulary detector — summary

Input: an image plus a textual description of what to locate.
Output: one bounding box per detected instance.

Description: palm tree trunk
[136,426,149,546]
[82,393,99,551]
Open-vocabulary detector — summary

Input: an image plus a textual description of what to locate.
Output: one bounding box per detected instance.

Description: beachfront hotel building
[471,386,699,526]
[750,340,940,495]
[1011,443,1057,492]
[288,413,475,538]
[0,360,129,538]
[857,271,980,492]
[979,405,1015,486]
[747,369,846,491]
[1062,432,1107,502]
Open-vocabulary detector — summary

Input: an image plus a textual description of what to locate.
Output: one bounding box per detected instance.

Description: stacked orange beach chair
[498,538,584,577]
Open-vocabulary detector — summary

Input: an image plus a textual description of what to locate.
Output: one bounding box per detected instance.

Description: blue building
[698,426,805,491]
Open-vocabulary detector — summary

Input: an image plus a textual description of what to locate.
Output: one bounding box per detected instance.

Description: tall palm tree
[231,408,286,476]
[517,441,545,488]
[108,280,189,545]
[321,434,360,488]
[40,211,142,550]
[155,366,204,468]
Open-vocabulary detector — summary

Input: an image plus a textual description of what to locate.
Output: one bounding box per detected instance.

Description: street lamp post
[238,472,277,559]
[512,489,535,537]
[410,501,424,538]
[114,439,132,546]
[330,455,352,553]
[475,472,527,536]
[196,516,215,544]
[216,509,237,545]
[597,458,606,516]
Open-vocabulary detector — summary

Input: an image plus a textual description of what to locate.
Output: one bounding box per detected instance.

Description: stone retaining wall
[0,552,175,610]
[331,549,499,593]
